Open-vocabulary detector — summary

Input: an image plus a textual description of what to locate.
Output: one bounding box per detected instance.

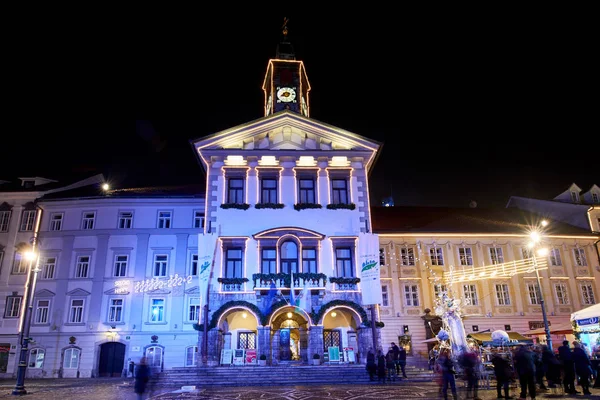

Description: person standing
[366,348,377,381]
[398,345,408,378]
[376,349,387,383]
[558,340,577,394]
[437,348,458,400]
[459,348,482,400]
[514,345,536,400]
[573,341,593,395]
[385,349,397,382]
[390,342,401,375]
[134,356,150,400]
[491,352,514,399]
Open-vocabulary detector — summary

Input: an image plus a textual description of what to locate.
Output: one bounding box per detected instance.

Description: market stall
[571,303,600,355]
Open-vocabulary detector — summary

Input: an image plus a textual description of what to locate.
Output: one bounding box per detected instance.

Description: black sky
[2,12,597,207]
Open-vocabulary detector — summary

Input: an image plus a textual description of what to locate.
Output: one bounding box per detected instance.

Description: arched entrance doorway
[99,342,125,377]
[271,307,309,362]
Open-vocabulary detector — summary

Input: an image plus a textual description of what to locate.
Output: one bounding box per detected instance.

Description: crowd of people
[365,342,408,383]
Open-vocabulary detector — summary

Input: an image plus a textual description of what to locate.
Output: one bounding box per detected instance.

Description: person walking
[437,348,458,400]
[376,349,387,383]
[134,356,150,400]
[398,344,408,378]
[385,348,397,382]
[390,342,401,375]
[573,341,593,395]
[459,348,482,400]
[514,344,536,400]
[558,340,577,394]
[491,351,514,399]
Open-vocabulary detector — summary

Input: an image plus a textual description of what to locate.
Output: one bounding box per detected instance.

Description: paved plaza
[0,378,599,400]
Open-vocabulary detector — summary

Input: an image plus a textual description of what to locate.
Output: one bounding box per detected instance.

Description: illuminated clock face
[277,87,296,103]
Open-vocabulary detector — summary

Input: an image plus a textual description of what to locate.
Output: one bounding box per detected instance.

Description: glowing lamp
[287,312,293,319]
[24,251,37,261]
[242,312,248,319]
[529,231,541,243]
[537,248,549,257]
[102,183,110,191]
[541,220,548,227]
[331,312,337,318]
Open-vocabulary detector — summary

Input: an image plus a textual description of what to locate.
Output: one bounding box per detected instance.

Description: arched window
[280,241,298,274]
[185,346,197,367]
[29,348,45,368]
[63,348,80,369]
[146,346,163,368]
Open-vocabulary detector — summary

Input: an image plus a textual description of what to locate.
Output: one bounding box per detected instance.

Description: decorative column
[357,326,373,364]
[257,326,271,364]
[299,327,308,362]
[309,325,324,361]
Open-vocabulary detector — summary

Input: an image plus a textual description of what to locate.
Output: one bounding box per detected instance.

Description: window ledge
[145,321,168,325]
[64,323,85,326]
[102,322,126,326]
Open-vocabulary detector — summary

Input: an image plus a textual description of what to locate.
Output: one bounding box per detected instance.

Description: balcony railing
[252,273,327,290]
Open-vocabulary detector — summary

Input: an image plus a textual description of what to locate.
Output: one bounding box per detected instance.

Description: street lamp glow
[537,248,549,257]
[529,231,541,243]
[24,251,36,261]
[541,220,548,227]
[102,183,110,191]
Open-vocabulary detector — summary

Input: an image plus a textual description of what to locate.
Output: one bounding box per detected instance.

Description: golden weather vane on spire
[282,17,289,39]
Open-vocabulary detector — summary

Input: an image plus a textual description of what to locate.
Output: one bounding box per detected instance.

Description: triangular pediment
[192,111,381,154]
[184,286,200,295]
[146,288,171,295]
[35,289,55,297]
[66,288,91,296]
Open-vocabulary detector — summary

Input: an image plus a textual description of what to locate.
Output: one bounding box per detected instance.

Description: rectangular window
[302,248,317,273]
[69,299,84,323]
[150,298,165,322]
[379,248,385,266]
[400,247,415,266]
[20,210,36,231]
[29,348,45,368]
[12,252,27,274]
[429,247,444,266]
[188,297,200,321]
[581,284,595,305]
[225,248,243,278]
[459,247,473,266]
[554,283,569,305]
[404,285,419,306]
[113,255,128,277]
[81,211,95,230]
[298,178,315,204]
[434,284,447,299]
[227,178,244,204]
[108,299,123,322]
[495,284,511,305]
[157,211,172,229]
[190,254,199,276]
[571,191,579,203]
[118,211,133,229]
[41,257,56,279]
[331,179,349,204]
[63,348,80,369]
[549,248,562,266]
[0,210,11,232]
[335,248,354,277]
[49,213,63,231]
[489,247,504,265]
[592,193,599,203]
[521,247,534,259]
[35,299,49,324]
[463,284,479,306]
[185,346,198,367]
[153,254,168,277]
[573,248,587,266]
[527,282,541,305]
[261,248,276,274]
[4,296,22,318]
[193,211,204,229]
[381,285,389,307]
[260,178,277,203]
[75,256,90,278]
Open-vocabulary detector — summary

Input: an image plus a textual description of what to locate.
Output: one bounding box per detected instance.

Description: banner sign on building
[359,233,382,306]
[577,317,599,326]
[198,233,217,321]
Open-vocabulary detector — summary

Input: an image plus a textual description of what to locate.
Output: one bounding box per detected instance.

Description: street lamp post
[528,222,552,351]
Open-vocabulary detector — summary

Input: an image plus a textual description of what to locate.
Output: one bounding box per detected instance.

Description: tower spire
[276,17,295,60]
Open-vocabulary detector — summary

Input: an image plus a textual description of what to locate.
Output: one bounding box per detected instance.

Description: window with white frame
[261,247,276,274]
[463,284,479,306]
[40,256,56,280]
[29,348,45,368]
[12,252,27,274]
[260,176,278,203]
[108,298,123,323]
[298,177,316,204]
[49,213,63,231]
[157,211,172,229]
[554,283,569,305]
[4,295,22,318]
[188,297,200,321]
[224,248,243,278]
[521,247,534,259]
[280,240,298,274]
[0,210,11,232]
[81,211,95,230]
[193,211,204,229]
[433,284,447,299]
[34,299,50,324]
[404,284,419,306]
[63,348,80,369]
[190,254,198,276]
[75,256,90,278]
[20,210,36,231]
[185,346,198,367]
[459,247,473,266]
[118,211,133,229]
[400,247,415,266]
[227,177,245,204]
[526,282,541,305]
[335,247,354,277]
[331,178,349,204]
[571,191,579,203]
[573,248,587,266]
[381,285,389,307]
[489,247,504,265]
[150,298,165,322]
[69,299,84,323]
[429,247,444,266]
[379,248,385,266]
[495,283,511,305]
[302,248,317,273]
[153,254,168,277]
[146,346,163,368]
[113,255,128,277]
[549,248,562,266]
[581,283,595,305]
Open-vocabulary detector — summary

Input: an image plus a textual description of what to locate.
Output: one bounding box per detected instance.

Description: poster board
[233,349,245,366]
[245,349,257,365]
[328,346,340,364]
[344,347,356,364]
[220,349,233,366]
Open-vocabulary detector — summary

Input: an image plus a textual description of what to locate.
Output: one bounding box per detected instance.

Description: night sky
[3,13,596,207]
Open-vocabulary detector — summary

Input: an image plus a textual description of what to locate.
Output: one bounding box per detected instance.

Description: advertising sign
[359,233,382,305]
[577,317,599,326]
[220,349,233,365]
[245,349,257,365]
[233,349,245,366]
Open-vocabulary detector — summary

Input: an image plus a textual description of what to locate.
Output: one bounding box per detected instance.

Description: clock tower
[262,18,311,118]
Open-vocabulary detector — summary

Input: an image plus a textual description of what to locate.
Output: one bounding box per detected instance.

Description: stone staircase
[151,363,435,387]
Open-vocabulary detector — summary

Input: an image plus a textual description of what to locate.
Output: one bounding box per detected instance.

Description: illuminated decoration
[297,156,316,167]
[242,312,248,319]
[133,274,193,293]
[224,155,247,166]
[329,156,350,167]
[331,312,337,318]
[102,183,110,191]
[287,312,293,319]
[445,257,548,283]
[114,280,129,294]
[258,156,278,166]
